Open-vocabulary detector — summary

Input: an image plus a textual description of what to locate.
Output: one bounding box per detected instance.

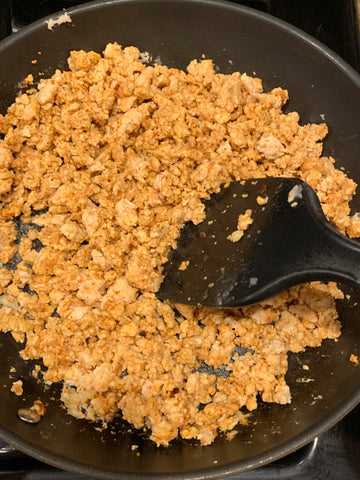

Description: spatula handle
[280,183,360,288]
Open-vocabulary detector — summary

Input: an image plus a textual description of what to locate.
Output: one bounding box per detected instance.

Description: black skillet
[0,0,360,478]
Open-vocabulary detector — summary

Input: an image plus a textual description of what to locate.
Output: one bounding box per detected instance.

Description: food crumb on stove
[45,11,72,30]
[9,366,16,374]
[302,364,309,370]
[131,444,139,451]
[350,354,359,365]
[31,60,37,65]
[11,379,23,396]
[178,260,190,271]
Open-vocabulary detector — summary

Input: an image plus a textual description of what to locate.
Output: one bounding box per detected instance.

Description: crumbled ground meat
[350,354,359,365]
[227,209,253,242]
[11,379,23,396]
[0,43,359,446]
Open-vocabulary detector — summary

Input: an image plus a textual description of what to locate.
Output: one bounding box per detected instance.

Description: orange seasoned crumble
[0,43,359,446]
[227,208,253,242]
[11,379,23,396]
[350,354,359,365]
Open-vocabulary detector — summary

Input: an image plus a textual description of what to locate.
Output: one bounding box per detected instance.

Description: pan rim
[0,389,359,480]
[0,0,360,478]
[0,0,360,85]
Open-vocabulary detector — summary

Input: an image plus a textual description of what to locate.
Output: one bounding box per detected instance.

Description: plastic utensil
[158,177,360,307]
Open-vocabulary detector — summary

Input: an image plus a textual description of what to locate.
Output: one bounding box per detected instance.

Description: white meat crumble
[0,43,359,446]
[227,209,253,242]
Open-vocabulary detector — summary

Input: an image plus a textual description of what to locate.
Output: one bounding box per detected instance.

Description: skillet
[0,0,360,478]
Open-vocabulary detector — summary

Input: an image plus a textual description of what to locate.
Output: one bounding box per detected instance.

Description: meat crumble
[227,209,253,242]
[0,43,359,446]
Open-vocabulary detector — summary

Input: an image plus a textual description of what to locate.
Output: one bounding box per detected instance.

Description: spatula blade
[158,177,322,307]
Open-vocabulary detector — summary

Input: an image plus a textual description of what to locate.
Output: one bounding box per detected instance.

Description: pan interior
[0,0,360,477]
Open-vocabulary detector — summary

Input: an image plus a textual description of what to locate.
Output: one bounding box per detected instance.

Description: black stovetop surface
[0,1,360,479]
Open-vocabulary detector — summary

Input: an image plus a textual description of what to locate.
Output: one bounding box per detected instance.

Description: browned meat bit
[11,379,23,396]
[227,209,253,242]
[350,354,359,365]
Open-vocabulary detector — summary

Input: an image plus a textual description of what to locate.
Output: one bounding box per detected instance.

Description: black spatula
[158,178,360,307]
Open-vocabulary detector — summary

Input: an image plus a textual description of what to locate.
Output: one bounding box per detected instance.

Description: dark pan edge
[0,387,359,480]
[1,0,360,84]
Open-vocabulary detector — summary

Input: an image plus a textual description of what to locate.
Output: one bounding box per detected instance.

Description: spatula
[157,177,360,307]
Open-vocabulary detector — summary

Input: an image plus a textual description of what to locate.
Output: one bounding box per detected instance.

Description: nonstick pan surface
[0,0,360,478]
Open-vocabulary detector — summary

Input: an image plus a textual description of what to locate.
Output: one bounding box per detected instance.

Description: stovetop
[0,0,360,479]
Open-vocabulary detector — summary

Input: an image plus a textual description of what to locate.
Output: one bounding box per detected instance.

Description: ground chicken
[227,209,253,242]
[0,43,359,447]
